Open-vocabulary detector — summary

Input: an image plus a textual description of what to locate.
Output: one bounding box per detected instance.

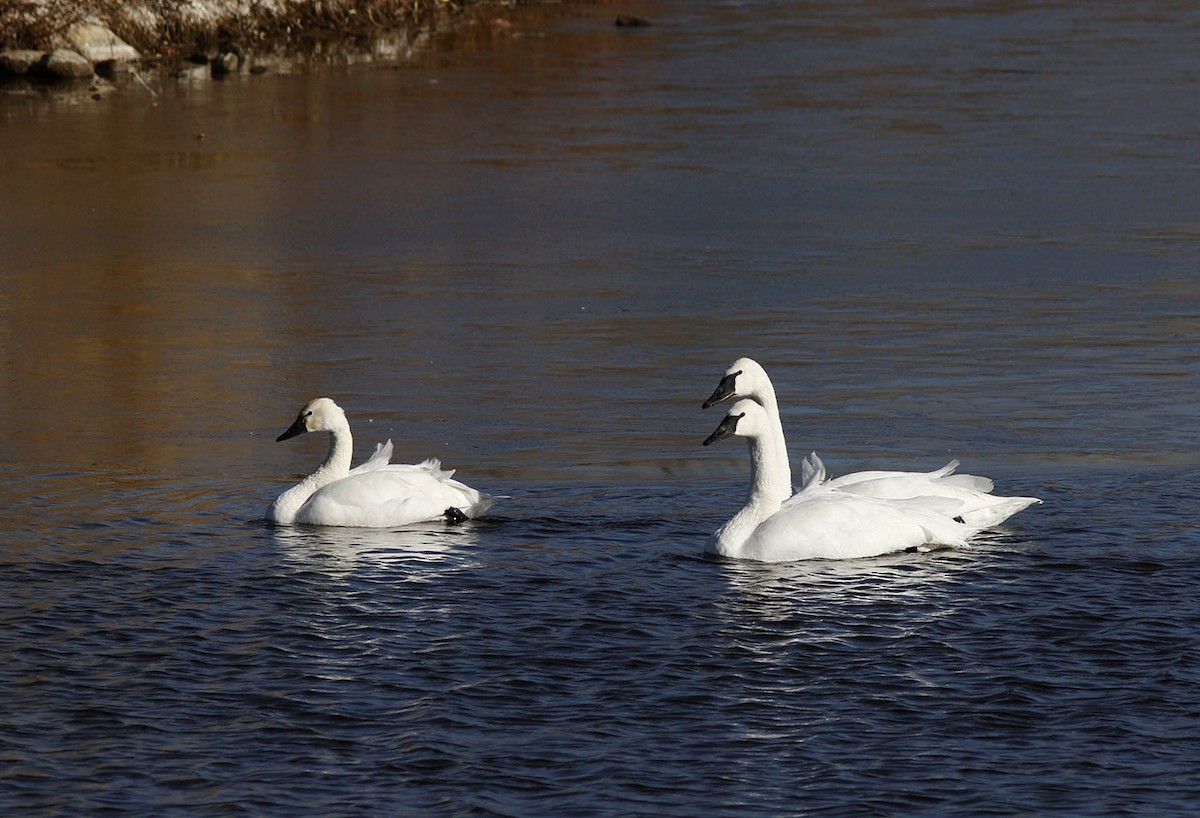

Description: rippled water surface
[3,1,1200,815]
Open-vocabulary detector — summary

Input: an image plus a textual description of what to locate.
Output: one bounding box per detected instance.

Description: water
[3,1,1200,815]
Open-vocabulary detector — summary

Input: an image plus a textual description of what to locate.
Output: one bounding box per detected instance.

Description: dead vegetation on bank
[0,0,470,55]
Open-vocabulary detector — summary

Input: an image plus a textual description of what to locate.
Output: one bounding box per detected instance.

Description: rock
[64,22,140,65]
[95,58,134,79]
[211,48,241,77]
[0,50,45,77]
[40,49,95,79]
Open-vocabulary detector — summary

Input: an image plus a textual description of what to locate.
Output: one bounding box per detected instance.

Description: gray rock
[64,22,140,65]
[0,50,46,77]
[42,49,95,79]
[95,59,135,79]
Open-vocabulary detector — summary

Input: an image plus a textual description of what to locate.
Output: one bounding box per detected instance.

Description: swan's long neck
[709,429,791,558]
[267,423,354,524]
[754,381,792,503]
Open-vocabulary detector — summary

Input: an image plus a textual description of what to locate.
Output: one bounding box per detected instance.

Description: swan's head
[703,398,768,446]
[702,357,771,409]
[276,397,347,442]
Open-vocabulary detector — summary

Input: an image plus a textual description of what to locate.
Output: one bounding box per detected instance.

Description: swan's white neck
[708,430,792,558]
[749,379,792,499]
[756,380,780,416]
[267,421,354,524]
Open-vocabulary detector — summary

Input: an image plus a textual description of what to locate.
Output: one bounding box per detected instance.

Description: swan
[702,357,1041,529]
[702,399,1034,561]
[266,397,496,527]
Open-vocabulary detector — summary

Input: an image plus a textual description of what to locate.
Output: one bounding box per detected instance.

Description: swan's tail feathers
[960,495,1041,532]
[799,452,827,491]
[417,457,501,519]
[469,495,499,517]
[456,490,505,519]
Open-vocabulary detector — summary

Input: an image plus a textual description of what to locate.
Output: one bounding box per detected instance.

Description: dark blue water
[3,1,1200,815]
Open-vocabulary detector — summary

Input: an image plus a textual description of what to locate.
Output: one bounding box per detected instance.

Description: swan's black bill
[276,416,308,442]
[703,412,744,446]
[701,370,741,410]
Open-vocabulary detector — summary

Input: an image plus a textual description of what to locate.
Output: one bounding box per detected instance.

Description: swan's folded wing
[406,458,455,480]
[939,473,994,493]
[746,492,969,561]
[299,464,496,526]
[820,472,1036,531]
[828,474,969,503]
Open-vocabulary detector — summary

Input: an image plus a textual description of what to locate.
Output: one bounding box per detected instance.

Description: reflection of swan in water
[712,542,983,634]
[703,400,1038,562]
[266,397,496,527]
[270,521,483,576]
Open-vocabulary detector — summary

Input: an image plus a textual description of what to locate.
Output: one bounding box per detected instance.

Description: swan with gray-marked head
[702,357,1040,530]
[266,397,496,527]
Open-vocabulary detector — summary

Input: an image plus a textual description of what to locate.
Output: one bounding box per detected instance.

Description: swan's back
[295,458,495,527]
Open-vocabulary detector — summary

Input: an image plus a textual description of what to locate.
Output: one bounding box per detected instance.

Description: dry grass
[0,0,472,54]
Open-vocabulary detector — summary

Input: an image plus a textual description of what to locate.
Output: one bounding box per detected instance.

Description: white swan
[702,357,1040,529]
[703,400,981,561]
[266,397,496,527]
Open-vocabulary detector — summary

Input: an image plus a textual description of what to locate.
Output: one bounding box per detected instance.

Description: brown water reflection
[2,0,1200,503]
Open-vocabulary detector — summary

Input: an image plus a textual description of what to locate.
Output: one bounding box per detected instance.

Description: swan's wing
[828,474,965,502]
[744,492,969,562]
[827,460,996,495]
[821,471,1037,532]
[349,439,394,475]
[398,458,454,480]
[939,473,994,493]
[927,459,960,478]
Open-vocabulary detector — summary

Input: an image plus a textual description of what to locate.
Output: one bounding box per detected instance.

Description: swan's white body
[702,359,1040,562]
[267,398,495,527]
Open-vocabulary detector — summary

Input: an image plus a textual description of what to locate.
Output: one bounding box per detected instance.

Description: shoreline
[0,0,489,83]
